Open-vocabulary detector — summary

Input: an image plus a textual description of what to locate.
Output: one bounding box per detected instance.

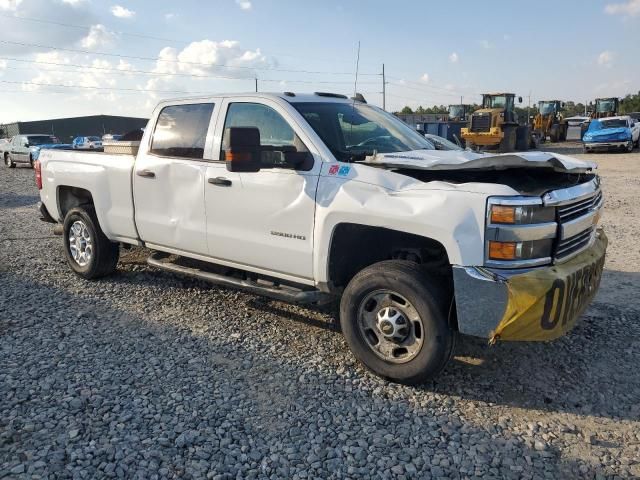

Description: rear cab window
[150,103,215,159]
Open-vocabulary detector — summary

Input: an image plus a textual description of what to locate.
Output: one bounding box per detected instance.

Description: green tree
[400,106,413,114]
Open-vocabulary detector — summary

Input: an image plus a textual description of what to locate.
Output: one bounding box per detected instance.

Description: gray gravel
[1,159,640,479]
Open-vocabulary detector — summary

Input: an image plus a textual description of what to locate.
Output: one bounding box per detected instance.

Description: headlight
[485,198,557,268]
[489,204,555,225]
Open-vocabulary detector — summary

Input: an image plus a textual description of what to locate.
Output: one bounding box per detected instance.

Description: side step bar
[147,252,333,305]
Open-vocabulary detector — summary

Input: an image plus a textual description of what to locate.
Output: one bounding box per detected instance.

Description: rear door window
[150,103,214,159]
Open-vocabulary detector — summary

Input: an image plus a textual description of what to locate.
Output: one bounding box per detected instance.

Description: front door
[204,98,320,281]
[133,101,219,256]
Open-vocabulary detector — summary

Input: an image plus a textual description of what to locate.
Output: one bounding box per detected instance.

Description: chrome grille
[557,191,603,222]
[553,187,602,262]
[556,227,595,261]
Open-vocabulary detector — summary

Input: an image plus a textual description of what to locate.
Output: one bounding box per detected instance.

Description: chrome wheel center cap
[376,307,409,342]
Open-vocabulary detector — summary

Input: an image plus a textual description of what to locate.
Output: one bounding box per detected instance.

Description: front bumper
[460,127,503,146]
[453,229,607,342]
[584,141,630,150]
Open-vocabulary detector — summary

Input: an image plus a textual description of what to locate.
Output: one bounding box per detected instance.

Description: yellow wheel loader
[533,100,568,143]
[461,93,534,152]
[581,97,623,137]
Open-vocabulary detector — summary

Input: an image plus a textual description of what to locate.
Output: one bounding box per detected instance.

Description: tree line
[396,91,640,117]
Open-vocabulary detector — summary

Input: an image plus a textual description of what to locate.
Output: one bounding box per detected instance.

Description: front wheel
[63,207,119,279]
[5,154,15,168]
[340,261,455,385]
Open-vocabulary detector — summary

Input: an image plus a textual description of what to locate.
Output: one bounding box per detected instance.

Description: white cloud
[448,52,459,63]
[597,50,615,67]
[420,73,430,83]
[235,0,251,10]
[144,39,273,96]
[480,40,492,49]
[111,4,135,18]
[61,0,85,5]
[80,24,116,49]
[605,0,640,16]
[164,12,176,21]
[0,0,22,10]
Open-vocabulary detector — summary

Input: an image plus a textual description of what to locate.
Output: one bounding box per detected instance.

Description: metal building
[0,115,148,141]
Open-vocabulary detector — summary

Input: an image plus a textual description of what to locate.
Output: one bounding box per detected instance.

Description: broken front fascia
[452,230,607,342]
[361,150,596,174]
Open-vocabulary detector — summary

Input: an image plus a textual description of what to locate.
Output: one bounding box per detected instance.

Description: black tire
[516,125,530,151]
[340,260,455,385]
[5,153,15,168]
[549,124,560,143]
[560,124,568,142]
[498,125,517,153]
[63,207,119,279]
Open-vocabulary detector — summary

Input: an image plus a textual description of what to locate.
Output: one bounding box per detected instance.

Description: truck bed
[38,149,139,243]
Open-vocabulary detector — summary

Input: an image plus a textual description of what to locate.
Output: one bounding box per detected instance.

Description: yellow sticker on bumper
[490,230,608,342]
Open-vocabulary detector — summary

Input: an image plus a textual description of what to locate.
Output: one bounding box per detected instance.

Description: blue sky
[0,0,638,122]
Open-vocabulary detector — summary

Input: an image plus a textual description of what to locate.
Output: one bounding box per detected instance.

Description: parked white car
[36,92,607,384]
[72,136,103,150]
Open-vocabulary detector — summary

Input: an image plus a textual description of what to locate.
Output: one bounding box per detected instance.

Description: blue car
[583,116,640,153]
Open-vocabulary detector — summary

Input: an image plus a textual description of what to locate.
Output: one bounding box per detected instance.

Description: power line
[0,12,380,68]
[0,79,207,94]
[0,39,381,76]
[0,13,186,45]
[0,57,381,85]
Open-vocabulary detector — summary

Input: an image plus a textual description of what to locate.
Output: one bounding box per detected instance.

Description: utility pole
[382,64,386,111]
[255,77,258,93]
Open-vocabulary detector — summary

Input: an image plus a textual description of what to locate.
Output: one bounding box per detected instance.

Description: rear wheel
[4,153,15,168]
[560,124,568,141]
[549,124,560,143]
[63,207,119,279]
[340,260,455,385]
[516,125,531,151]
[498,125,517,153]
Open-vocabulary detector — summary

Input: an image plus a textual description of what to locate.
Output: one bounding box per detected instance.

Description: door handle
[208,177,232,187]
[136,169,156,178]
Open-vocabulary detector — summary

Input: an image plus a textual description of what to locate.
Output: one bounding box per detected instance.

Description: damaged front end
[453,230,606,342]
[362,149,607,342]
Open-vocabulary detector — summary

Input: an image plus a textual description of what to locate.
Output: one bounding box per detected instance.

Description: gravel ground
[1,147,639,479]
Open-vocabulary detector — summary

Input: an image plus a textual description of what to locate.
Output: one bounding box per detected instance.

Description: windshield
[539,102,556,115]
[483,95,508,109]
[28,135,58,145]
[293,102,434,162]
[599,119,627,129]
[88,136,101,141]
[596,100,616,113]
[448,105,465,119]
[424,134,462,151]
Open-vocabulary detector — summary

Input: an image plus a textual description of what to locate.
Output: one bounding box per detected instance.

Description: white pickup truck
[36,92,607,384]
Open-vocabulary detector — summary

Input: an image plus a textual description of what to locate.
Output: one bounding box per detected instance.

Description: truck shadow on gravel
[112,264,640,422]
[1,271,616,479]
[0,193,39,209]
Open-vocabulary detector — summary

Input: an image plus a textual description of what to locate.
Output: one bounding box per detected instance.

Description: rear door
[12,136,28,163]
[133,100,220,256]
[204,98,321,281]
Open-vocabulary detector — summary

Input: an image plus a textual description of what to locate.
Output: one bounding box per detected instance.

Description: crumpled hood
[362,149,596,173]
[586,127,630,138]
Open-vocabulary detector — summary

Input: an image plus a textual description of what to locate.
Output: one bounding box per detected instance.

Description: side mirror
[223,127,261,173]
[518,96,523,103]
[23,142,30,148]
